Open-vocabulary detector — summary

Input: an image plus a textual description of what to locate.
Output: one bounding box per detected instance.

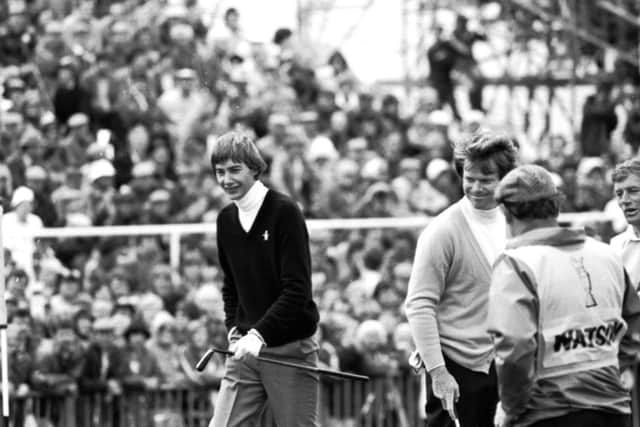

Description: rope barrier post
[0,206,8,427]
[169,231,181,270]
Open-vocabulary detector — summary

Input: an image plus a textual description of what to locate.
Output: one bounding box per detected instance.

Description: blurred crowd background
[0,0,637,418]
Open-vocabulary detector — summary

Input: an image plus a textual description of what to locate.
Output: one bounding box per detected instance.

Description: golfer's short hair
[454,131,518,179]
[210,131,267,177]
[612,158,640,183]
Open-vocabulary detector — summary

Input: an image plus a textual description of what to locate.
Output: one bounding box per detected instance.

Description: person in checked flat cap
[488,164,640,427]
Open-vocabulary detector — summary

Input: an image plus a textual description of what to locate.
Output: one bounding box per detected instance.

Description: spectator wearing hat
[53,58,91,126]
[489,164,640,427]
[121,319,162,391]
[4,76,27,112]
[2,186,43,278]
[170,163,208,223]
[405,132,518,427]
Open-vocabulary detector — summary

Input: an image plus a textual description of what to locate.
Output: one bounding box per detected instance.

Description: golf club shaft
[201,347,369,382]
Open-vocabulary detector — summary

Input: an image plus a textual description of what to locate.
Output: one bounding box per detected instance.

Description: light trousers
[210,334,320,427]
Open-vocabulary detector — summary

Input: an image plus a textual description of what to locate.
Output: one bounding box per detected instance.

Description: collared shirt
[610,225,640,290]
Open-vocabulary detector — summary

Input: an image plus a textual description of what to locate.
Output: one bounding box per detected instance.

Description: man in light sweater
[209,131,320,427]
[405,131,518,426]
[610,158,640,292]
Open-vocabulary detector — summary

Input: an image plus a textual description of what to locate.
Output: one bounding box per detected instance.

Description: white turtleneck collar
[460,196,506,265]
[234,180,269,232]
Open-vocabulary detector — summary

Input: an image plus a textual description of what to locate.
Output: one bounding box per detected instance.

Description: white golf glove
[231,329,265,360]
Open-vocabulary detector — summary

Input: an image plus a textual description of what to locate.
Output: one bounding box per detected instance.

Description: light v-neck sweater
[405,199,497,373]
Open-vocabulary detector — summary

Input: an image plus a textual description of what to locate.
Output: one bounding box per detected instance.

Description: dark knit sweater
[216,190,319,347]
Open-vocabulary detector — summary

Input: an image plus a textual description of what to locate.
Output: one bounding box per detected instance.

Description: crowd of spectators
[0,1,639,424]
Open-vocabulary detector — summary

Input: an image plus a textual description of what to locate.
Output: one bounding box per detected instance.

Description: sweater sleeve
[404,218,452,371]
[217,214,239,332]
[253,200,317,345]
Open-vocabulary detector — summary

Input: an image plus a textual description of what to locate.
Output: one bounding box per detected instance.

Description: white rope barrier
[29,212,618,268]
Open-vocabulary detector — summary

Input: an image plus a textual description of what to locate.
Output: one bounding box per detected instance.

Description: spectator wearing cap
[489,164,640,427]
[86,159,116,225]
[25,165,58,227]
[121,319,162,391]
[142,188,173,224]
[2,186,43,279]
[130,160,158,201]
[53,58,91,125]
[60,112,92,167]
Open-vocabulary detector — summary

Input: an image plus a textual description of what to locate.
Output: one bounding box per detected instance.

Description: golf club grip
[210,348,369,382]
[195,349,215,371]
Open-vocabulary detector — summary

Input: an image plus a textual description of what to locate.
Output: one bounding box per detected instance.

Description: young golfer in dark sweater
[209,131,320,427]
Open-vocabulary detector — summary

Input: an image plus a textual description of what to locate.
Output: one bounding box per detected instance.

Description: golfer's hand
[429,366,459,422]
[232,330,264,360]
